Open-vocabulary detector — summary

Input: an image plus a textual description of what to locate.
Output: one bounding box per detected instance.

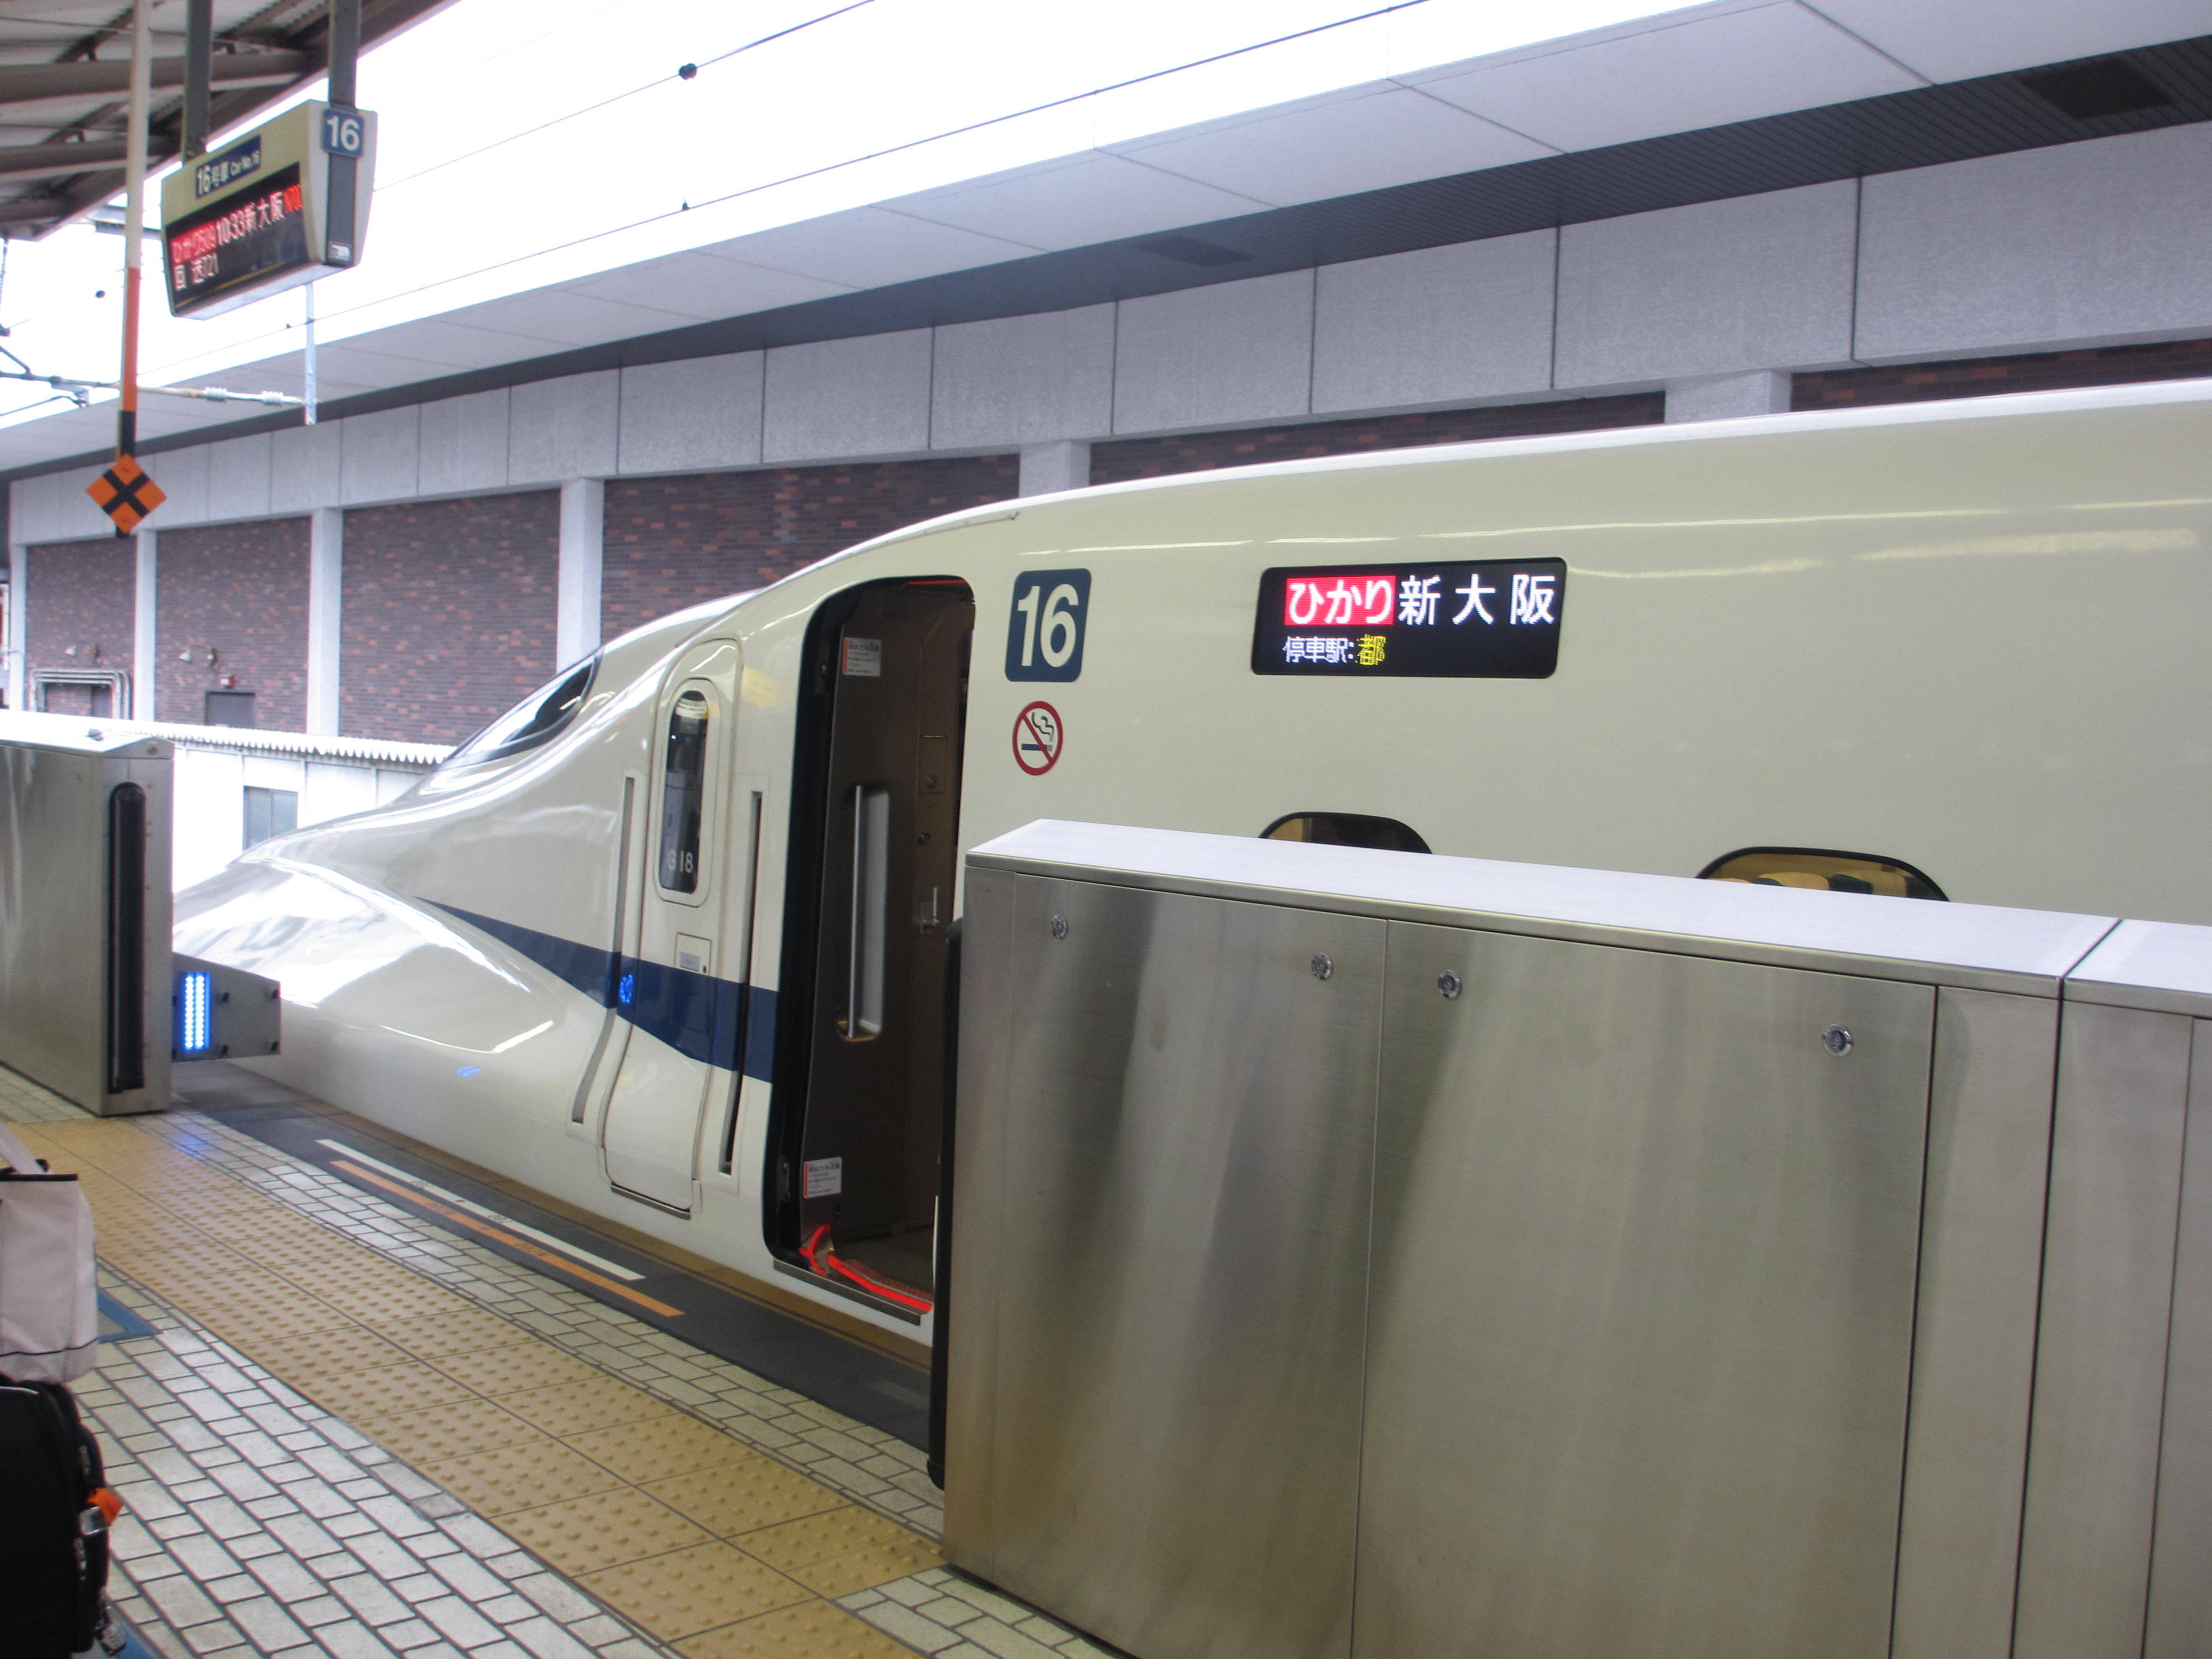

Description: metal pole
[302,282,316,425]
[116,0,152,462]
[324,0,362,269]
[328,0,360,107]
[182,0,212,160]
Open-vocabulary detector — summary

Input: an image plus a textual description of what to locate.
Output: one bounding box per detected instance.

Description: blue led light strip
[176,970,212,1055]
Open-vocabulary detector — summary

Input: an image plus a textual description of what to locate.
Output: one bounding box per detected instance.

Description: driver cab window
[445,656,598,768]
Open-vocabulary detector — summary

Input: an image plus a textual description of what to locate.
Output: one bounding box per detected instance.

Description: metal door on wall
[1355,924,1934,1659]
[599,637,744,1214]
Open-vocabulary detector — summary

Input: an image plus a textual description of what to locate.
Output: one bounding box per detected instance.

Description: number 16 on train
[1005,568,1091,681]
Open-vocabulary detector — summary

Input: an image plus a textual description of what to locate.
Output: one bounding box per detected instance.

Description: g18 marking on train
[1013,701,1064,775]
[1006,568,1091,681]
[1252,559,1567,678]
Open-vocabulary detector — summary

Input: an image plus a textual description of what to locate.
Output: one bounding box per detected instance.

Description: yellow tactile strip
[14,1118,932,1656]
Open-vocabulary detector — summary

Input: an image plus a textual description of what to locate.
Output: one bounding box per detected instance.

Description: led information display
[1251,559,1567,677]
[159,101,377,319]
[165,163,305,315]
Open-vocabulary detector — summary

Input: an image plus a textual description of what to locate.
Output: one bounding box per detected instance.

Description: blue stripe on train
[426,900,777,1081]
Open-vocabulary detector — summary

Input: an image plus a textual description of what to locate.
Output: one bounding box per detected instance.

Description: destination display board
[1251,560,1566,677]
[158,101,378,319]
[165,160,306,313]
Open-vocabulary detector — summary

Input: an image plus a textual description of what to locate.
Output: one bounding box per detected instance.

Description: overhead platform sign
[159,100,377,318]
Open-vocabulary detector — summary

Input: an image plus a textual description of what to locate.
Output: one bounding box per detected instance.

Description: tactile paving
[578,1541,811,1640]
[425,1437,628,1516]
[566,1412,763,1485]
[246,1323,412,1379]
[496,1484,713,1574]
[431,1342,613,1397]
[675,1598,921,1659]
[312,1277,459,1324]
[366,1302,534,1357]
[496,1378,675,1438]
[730,1509,940,1597]
[293,1359,479,1421]
[640,1458,848,1537]
[351,1396,543,1464]
[17,1095,960,1652]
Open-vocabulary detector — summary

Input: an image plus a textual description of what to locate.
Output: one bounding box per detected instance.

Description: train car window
[446,655,599,768]
[1699,847,1947,900]
[1263,812,1431,854]
[658,691,710,894]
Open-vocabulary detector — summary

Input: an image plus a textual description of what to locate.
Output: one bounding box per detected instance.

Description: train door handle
[847,783,888,1039]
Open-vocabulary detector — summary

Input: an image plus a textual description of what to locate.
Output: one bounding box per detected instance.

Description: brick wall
[1793,336,2212,409]
[602,455,1020,640]
[340,492,559,744]
[1088,394,1666,485]
[154,518,310,729]
[25,536,133,715]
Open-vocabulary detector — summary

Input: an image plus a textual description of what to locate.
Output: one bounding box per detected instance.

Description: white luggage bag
[0,1122,98,1383]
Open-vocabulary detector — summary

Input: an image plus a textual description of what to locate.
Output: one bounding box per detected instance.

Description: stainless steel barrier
[0,719,174,1114]
[945,821,2210,1659]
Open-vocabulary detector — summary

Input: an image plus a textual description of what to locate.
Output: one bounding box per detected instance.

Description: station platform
[0,1065,1104,1659]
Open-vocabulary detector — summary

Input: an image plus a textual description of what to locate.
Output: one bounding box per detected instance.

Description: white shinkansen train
[175,378,2212,1338]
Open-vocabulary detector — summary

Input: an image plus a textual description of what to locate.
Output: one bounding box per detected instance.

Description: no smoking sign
[1012,701,1063,775]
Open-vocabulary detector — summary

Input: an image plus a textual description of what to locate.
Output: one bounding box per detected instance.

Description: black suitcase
[0,1378,114,1658]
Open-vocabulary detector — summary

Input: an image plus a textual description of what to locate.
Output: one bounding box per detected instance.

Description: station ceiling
[2,0,2210,479]
[0,0,445,236]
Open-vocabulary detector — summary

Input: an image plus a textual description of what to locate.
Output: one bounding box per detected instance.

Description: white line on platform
[315,1138,647,1281]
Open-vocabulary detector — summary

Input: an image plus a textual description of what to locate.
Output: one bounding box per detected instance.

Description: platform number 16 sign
[1005,568,1091,682]
[320,107,366,155]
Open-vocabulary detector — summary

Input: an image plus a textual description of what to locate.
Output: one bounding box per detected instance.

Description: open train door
[591,635,749,1215]
[769,580,973,1317]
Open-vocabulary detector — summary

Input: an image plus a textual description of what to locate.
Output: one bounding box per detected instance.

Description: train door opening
[771,580,973,1314]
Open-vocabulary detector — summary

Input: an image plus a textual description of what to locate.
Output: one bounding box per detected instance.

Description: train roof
[862,372,2212,554]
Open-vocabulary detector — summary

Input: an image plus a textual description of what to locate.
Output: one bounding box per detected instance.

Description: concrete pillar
[305,507,342,734]
[557,478,604,667]
[1019,440,1093,497]
[133,528,157,723]
[1665,370,1794,423]
[4,544,23,711]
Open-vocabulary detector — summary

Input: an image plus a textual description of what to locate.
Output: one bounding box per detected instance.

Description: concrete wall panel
[12,472,61,543]
[269,421,342,516]
[616,353,764,475]
[149,444,211,527]
[1555,180,1859,388]
[206,432,273,523]
[7,474,45,544]
[339,405,421,506]
[1855,126,2212,364]
[508,371,619,486]
[1113,270,1315,434]
[418,389,510,497]
[763,328,933,463]
[55,465,119,543]
[1313,231,1556,414]
[931,305,1115,450]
